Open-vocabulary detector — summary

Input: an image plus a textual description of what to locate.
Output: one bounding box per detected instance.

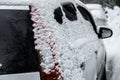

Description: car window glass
[0,9,39,75]
[62,3,77,21]
[54,7,63,24]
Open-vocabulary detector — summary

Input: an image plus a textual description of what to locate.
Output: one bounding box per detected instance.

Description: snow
[30,0,102,80]
[86,4,106,19]
[0,5,29,10]
[105,6,120,24]
[0,0,31,5]
[85,4,107,27]
[103,6,120,80]
[0,0,104,80]
[86,4,120,80]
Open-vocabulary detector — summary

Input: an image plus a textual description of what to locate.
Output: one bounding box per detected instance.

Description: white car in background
[0,0,112,80]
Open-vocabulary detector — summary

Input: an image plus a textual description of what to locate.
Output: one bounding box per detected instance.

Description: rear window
[0,7,39,75]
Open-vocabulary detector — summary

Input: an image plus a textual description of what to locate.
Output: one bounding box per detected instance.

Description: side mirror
[99,27,113,39]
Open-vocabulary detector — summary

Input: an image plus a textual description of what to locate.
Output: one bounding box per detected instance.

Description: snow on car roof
[0,5,29,10]
[85,4,106,20]
[85,4,103,10]
[0,0,31,5]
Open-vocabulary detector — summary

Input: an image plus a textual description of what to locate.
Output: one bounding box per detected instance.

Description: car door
[55,2,99,80]
[77,4,106,80]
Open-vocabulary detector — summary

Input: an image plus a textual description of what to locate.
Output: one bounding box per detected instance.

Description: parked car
[0,0,113,80]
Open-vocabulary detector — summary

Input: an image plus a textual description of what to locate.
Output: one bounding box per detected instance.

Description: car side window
[54,7,63,24]
[77,6,97,34]
[62,3,77,21]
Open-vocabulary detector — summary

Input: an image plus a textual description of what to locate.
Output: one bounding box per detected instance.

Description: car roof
[0,5,29,10]
[85,4,103,10]
[0,0,88,9]
[0,0,30,5]
[57,0,91,13]
[0,0,97,33]
[0,0,90,13]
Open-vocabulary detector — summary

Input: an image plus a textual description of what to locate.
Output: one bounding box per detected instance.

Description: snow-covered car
[85,4,107,27]
[0,0,112,80]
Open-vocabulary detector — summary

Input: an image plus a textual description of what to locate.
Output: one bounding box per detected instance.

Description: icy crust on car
[0,0,103,80]
[30,0,102,80]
